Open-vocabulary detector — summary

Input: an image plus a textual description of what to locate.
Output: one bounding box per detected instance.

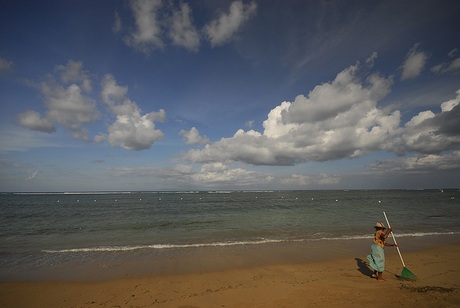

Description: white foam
[42,239,286,253]
[42,232,459,254]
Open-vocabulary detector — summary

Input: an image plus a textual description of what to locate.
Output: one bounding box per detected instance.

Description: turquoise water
[1,190,459,280]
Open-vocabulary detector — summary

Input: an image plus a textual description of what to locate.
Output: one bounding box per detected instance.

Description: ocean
[1,190,459,281]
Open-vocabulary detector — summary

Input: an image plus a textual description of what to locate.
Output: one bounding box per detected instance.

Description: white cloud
[94,133,107,143]
[106,162,344,189]
[169,2,200,52]
[16,60,167,151]
[184,60,398,165]
[393,90,460,154]
[191,162,262,185]
[282,65,392,124]
[203,1,257,47]
[17,60,98,141]
[432,47,460,74]
[55,60,92,92]
[124,0,163,53]
[100,74,165,150]
[440,89,460,112]
[17,110,55,133]
[107,162,266,187]
[0,57,13,74]
[179,127,210,145]
[447,58,460,71]
[431,57,460,74]
[40,83,97,141]
[401,44,428,80]
[183,58,460,167]
[122,1,257,53]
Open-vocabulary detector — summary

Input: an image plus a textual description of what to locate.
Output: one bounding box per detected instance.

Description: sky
[0,0,459,192]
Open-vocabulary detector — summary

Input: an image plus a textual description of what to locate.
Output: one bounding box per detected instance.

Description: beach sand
[1,240,460,307]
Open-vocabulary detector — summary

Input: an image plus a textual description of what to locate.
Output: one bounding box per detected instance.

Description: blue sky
[1,0,459,192]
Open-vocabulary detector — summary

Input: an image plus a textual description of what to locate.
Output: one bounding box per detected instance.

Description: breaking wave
[42,231,458,254]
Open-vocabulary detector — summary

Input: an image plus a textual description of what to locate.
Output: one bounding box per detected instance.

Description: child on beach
[367,222,397,281]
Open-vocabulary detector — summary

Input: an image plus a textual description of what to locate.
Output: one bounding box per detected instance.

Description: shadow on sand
[355,258,401,280]
[355,258,374,277]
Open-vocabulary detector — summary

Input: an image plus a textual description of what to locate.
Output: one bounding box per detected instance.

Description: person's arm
[383,227,392,238]
[383,227,398,247]
[384,242,397,247]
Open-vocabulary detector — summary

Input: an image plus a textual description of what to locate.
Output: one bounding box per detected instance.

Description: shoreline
[1,244,459,307]
[1,236,460,307]
[1,233,459,282]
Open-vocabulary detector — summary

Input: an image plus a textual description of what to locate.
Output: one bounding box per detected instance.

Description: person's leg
[377,272,386,281]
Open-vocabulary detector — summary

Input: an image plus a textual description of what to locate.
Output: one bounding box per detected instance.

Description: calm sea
[1,190,459,280]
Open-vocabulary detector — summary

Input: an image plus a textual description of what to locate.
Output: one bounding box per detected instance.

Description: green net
[399,267,417,280]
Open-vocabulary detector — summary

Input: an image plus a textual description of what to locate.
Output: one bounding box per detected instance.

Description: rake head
[399,267,417,280]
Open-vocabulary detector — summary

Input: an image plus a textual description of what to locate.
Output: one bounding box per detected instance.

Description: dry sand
[1,242,460,307]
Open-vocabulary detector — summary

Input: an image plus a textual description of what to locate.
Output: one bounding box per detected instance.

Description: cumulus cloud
[179,127,210,145]
[0,57,13,74]
[282,65,392,124]
[17,110,55,133]
[169,2,200,52]
[183,58,460,167]
[401,44,428,80]
[55,60,92,92]
[100,74,165,150]
[184,61,399,165]
[124,0,164,53]
[203,1,257,47]
[393,90,460,154]
[17,60,98,141]
[16,60,167,151]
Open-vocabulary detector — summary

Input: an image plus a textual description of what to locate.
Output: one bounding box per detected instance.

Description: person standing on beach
[367,222,397,281]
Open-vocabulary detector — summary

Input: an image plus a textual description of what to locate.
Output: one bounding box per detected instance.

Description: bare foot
[377,278,386,281]
[371,274,377,279]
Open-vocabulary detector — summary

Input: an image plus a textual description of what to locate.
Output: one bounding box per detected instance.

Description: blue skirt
[367,243,385,272]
